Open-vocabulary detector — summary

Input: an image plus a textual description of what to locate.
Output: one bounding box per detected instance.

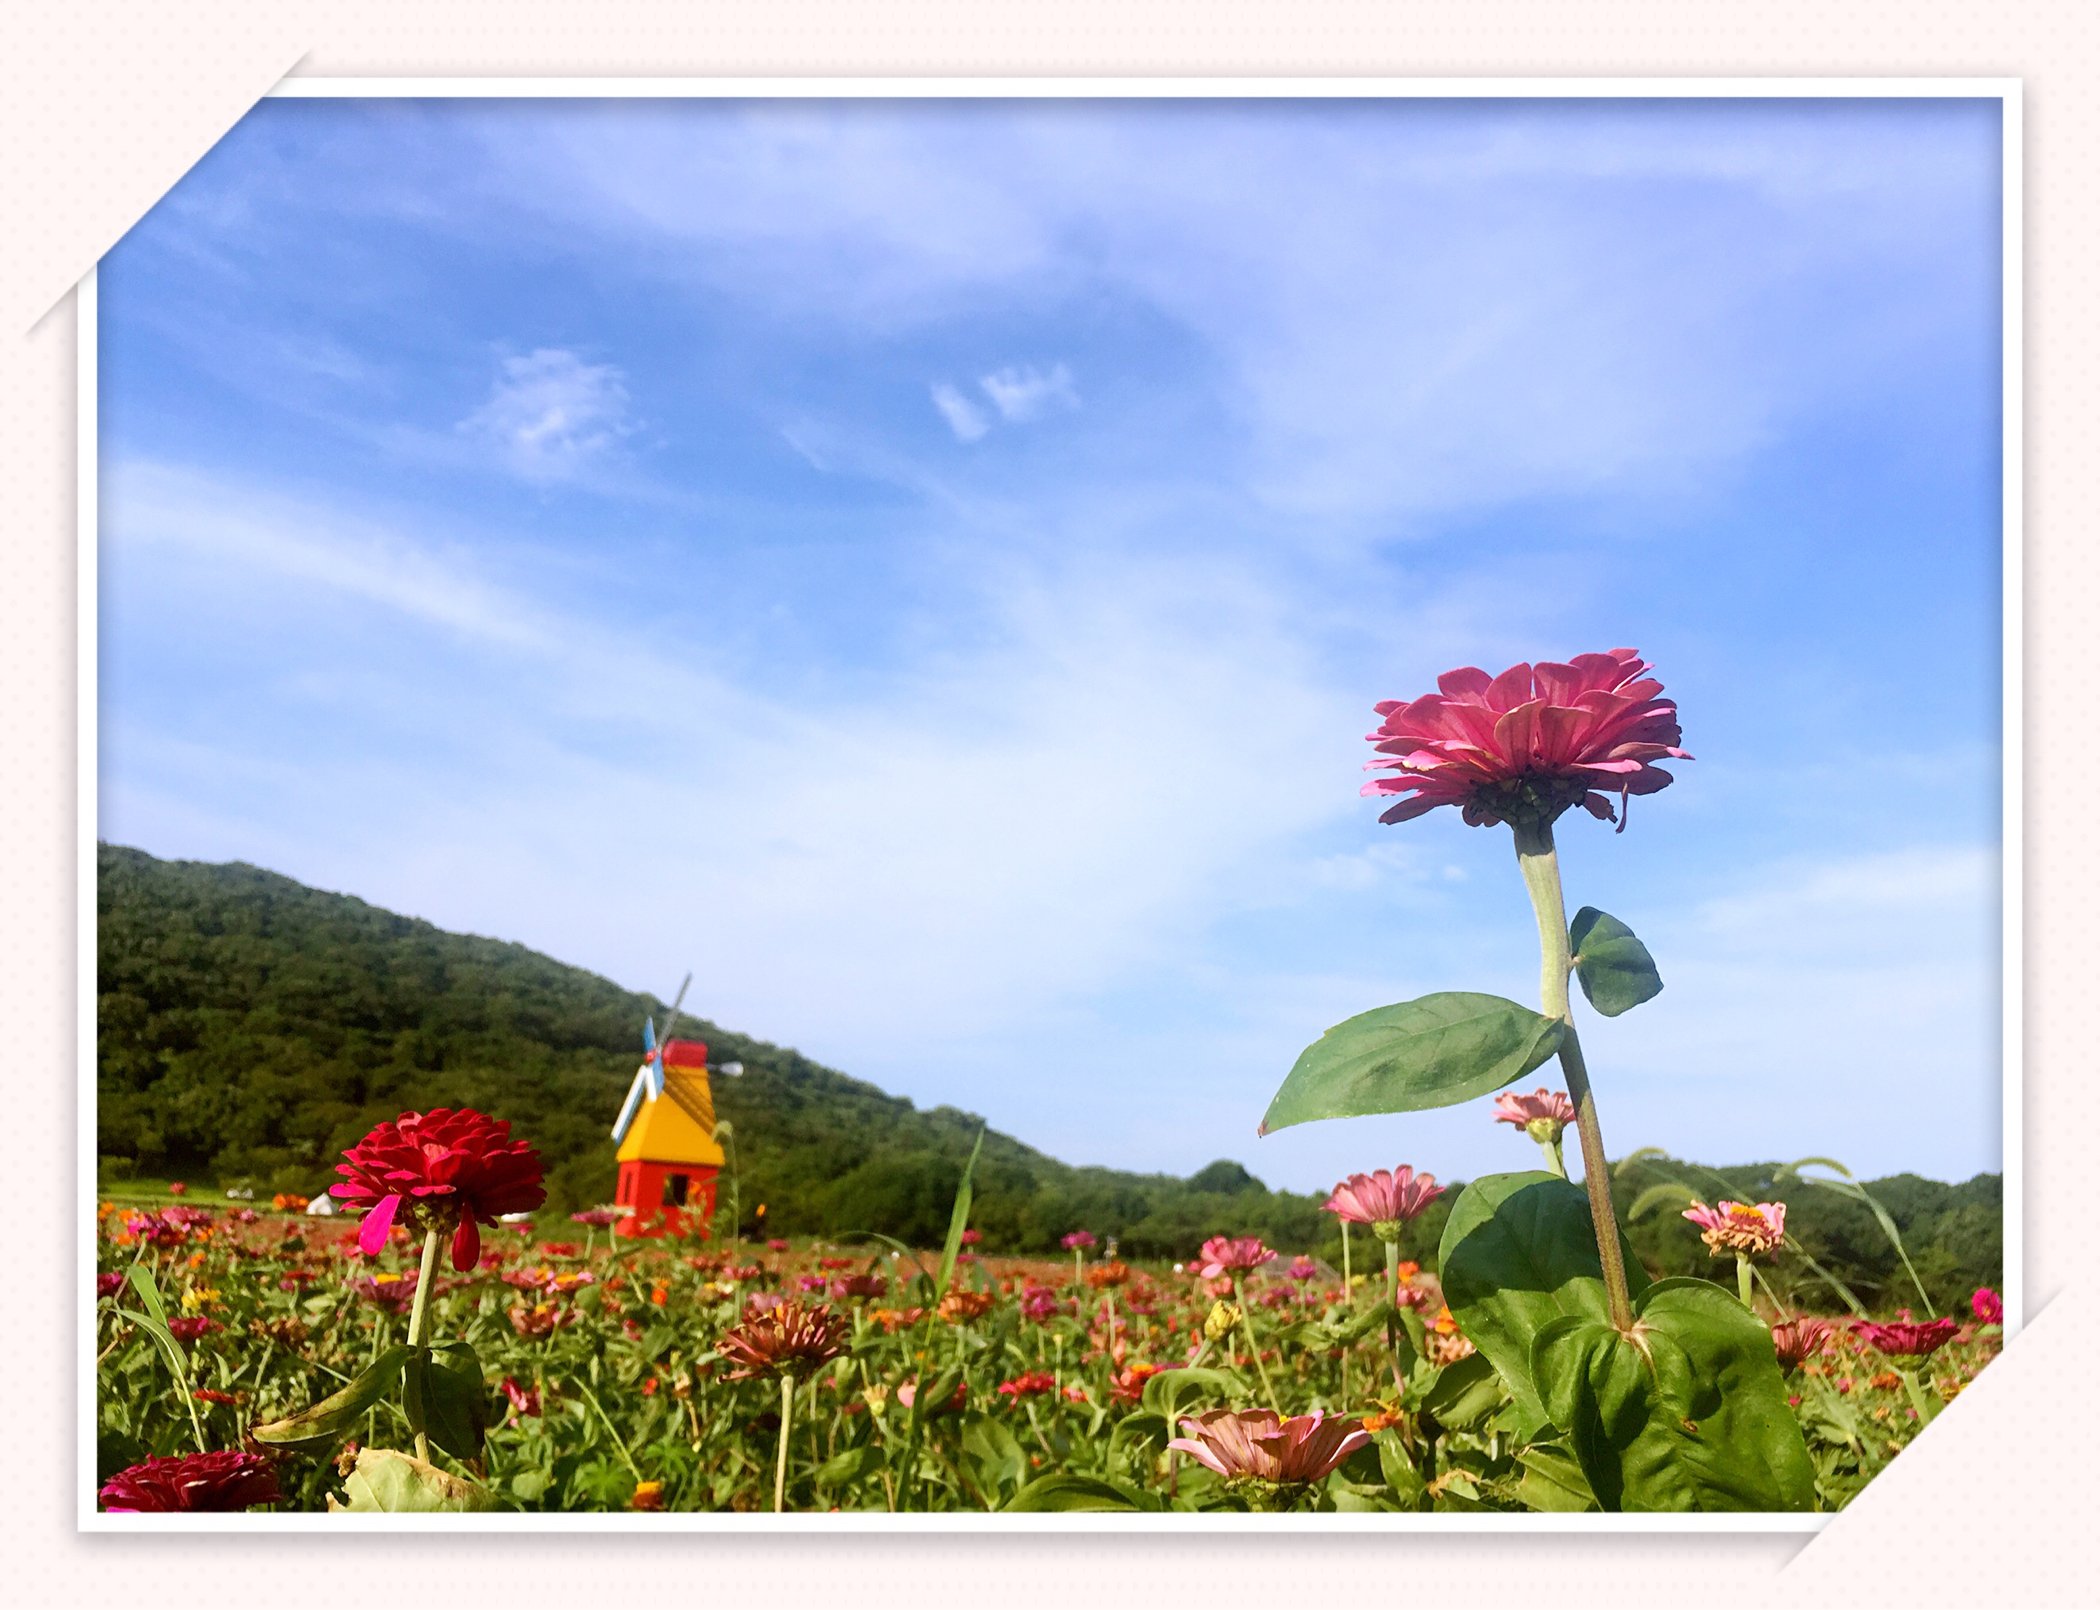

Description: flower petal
[357,1193,402,1257]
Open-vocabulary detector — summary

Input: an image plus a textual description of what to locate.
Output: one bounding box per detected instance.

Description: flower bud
[1204,1300,1241,1341]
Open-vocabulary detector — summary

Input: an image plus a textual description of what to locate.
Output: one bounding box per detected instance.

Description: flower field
[93,1189,2001,1515]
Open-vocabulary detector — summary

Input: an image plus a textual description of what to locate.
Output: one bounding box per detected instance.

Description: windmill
[608,973,739,1238]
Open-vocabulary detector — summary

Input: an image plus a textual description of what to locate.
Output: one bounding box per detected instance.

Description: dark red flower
[500,1376,542,1419]
[98,1450,282,1512]
[96,1271,125,1300]
[166,1316,221,1344]
[997,1370,1057,1401]
[330,1108,545,1272]
[1851,1318,1960,1358]
[716,1298,848,1380]
[1363,650,1691,830]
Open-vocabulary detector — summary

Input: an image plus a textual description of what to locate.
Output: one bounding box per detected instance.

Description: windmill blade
[657,972,693,1045]
[611,1067,650,1144]
[650,972,693,1095]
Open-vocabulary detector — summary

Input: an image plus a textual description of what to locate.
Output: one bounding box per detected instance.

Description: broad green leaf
[1436,1171,1650,1427]
[960,1413,1028,1497]
[1515,1442,1598,1512]
[1375,1432,1426,1506]
[1141,1366,1237,1423]
[1260,993,1565,1134]
[1568,907,1663,1017]
[402,1342,488,1464]
[1004,1472,1156,1512]
[252,1345,413,1455]
[1419,1350,1506,1433]
[814,1443,886,1490]
[327,1447,493,1513]
[509,1469,553,1504]
[1529,1277,1816,1512]
[936,1127,985,1298]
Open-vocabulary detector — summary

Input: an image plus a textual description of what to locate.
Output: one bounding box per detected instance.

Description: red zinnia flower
[1363,650,1691,830]
[98,1450,282,1512]
[1851,1318,1960,1359]
[166,1316,221,1344]
[716,1298,848,1380]
[1770,1315,1834,1374]
[997,1370,1057,1402]
[331,1107,546,1272]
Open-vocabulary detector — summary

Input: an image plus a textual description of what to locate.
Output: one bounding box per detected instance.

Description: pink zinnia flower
[1970,1286,2003,1326]
[570,1208,618,1227]
[1061,1230,1098,1251]
[1492,1087,1578,1141]
[715,1298,847,1380]
[1320,1167,1445,1240]
[1195,1236,1278,1278]
[1851,1318,1960,1359]
[1681,1200,1787,1257]
[331,1107,546,1272]
[1283,1256,1320,1284]
[1363,650,1691,830]
[98,1450,282,1512]
[500,1375,542,1420]
[1770,1315,1834,1374]
[1168,1408,1370,1489]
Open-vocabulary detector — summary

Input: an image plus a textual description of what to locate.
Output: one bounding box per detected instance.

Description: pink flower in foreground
[1970,1286,2003,1326]
[98,1450,282,1512]
[1682,1199,1787,1258]
[1061,1230,1098,1252]
[331,1108,546,1272]
[1321,1167,1445,1241]
[1852,1318,1960,1359]
[1363,650,1691,831]
[1771,1315,1834,1374]
[1168,1408,1370,1491]
[1492,1088,1578,1142]
[1195,1236,1277,1279]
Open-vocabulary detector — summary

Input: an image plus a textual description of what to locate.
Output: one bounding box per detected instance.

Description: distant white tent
[304,1194,338,1217]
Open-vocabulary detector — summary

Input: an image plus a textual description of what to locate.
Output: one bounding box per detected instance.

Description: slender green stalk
[1735,1254,1755,1310]
[1339,1221,1352,1406]
[1536,1135,1568,1178]
[1233,1277,1283,1415]
[1512,818,1634,1333]
[1899,1367,1941,1428]
[774,1374,795,1512]
[404,1226,444,1463]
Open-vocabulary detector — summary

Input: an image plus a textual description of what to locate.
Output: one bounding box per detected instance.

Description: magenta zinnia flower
[1492,1087,1578,1141]
[1682,1199,1787,1257]
[1851,1318,1960,1359]
[1320,1167,1445,1241]
[331,1107,546,1272]
[1970,1286,2003,1326]
[1168,1408,1370,1491]
[1195,1236,1278,1278]
[1363,650,1691,830]
[1060,1230,1098,1251]
[98,1450,283,1513]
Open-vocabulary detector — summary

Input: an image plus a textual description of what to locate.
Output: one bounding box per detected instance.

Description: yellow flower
[1204,1300,1241,1341]
[180,1287,220,1312]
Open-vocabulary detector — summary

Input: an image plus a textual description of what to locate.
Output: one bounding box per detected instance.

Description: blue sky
[97,96,2004,1193]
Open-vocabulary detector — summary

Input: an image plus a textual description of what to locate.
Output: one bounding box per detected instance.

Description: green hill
[93,844,2002,1300]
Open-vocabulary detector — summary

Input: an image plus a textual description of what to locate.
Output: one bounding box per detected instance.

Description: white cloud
[980,362,1079,422]
[458,348,636,483]
[929,381,990,443]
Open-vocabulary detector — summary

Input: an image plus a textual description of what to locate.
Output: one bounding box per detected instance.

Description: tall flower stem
[1339,1220,1353,1406]
[1233,1277,1283,1415]
[1512,818,1634,1333]
[773,1374,796,1512]
[1735,1254,1755,1310]
[404,1225,444,1463]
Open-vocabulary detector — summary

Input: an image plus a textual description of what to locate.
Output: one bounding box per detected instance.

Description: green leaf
[1260,993,1566,1134]
[960,1414,1028,1497]
[402,1342,488,1463]
[1529,1278,1817,1512]
[327,1447,493,1513]
[1003,1472,1157,1512]
[1375,1432,1426,1505]
[1420,1351,1507,1433]
[814,1443,887,1491]
[252,1345,413,1455]
[1141,1366,1237,1424]
[1568,907,1663,1017]
[509,1469,553,1505]
[936,1126,985,1297]
[1515,1442,1598,1512]
[1436,1171,1650,1427]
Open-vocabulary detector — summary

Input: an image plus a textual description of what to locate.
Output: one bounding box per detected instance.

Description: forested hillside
[94,844,2001,1301]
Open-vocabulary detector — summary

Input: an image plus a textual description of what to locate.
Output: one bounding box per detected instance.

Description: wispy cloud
[929,381,990,443]
[980,362,1079,422]
[458,348,637,484]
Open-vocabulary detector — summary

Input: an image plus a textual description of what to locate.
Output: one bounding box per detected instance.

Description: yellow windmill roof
[616,1069,726,1167]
